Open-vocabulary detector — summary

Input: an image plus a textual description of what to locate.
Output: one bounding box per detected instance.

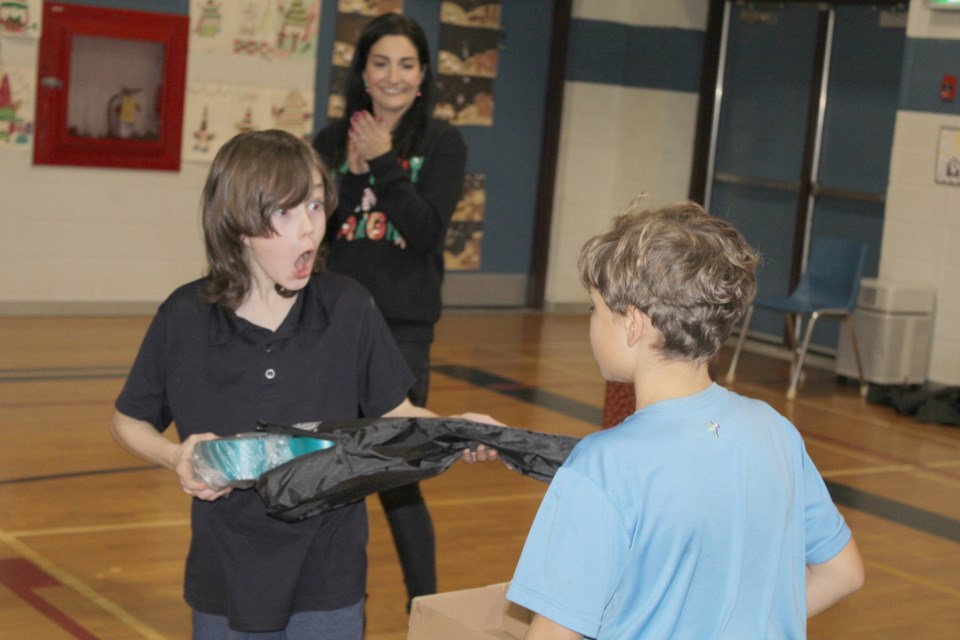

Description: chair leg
[784,314,799,380]
[724,305,754,384]
[844,315,868,397]
[787,312,819,400]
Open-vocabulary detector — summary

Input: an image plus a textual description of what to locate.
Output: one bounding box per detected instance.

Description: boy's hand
[460,443,499,464]
[451,414,516,469]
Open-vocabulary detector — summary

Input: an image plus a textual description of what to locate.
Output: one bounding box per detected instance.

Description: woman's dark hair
[332,13,434,168]
[201,129,338,309]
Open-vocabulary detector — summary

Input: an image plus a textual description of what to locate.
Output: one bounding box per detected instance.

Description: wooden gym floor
[0,310,958,639]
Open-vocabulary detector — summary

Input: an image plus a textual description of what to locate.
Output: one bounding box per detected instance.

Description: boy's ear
[624,305,646,348]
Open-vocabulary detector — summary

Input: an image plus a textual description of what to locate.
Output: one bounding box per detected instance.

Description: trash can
[836,278,935,385]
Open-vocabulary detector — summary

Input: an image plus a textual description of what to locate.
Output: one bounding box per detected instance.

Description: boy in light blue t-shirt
[507,201,864,639]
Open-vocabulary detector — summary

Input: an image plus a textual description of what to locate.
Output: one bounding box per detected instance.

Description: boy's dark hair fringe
[201,129,338,309]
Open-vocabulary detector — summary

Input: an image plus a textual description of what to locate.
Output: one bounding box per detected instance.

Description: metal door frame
[690,0,904,290]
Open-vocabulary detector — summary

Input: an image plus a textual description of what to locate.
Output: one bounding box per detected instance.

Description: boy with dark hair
[110,130,496,639]
[507,201,863,639]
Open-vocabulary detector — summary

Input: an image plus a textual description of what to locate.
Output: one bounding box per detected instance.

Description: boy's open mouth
[294,250,314,279]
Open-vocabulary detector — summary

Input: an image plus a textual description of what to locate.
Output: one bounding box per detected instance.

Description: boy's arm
[524,614,583,640]
[109,410,230,501]
[382,397,437,419]
[381,398,501,463]
[806,537,864,617]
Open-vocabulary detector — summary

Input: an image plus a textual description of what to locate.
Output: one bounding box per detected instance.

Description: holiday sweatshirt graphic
[336,156,424,250]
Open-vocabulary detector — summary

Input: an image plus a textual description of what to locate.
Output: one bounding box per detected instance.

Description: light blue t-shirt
[507,383,850,639]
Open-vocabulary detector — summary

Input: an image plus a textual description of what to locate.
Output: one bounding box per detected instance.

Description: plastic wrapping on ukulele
[193,432,335,490]
[253,417,581,522]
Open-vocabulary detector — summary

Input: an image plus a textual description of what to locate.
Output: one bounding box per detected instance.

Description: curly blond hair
[578,200,759,362]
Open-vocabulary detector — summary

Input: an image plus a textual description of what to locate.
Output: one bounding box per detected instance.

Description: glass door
[705,1,904,349]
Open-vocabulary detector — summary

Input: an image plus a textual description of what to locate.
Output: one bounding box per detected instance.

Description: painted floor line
[0,529,166,639]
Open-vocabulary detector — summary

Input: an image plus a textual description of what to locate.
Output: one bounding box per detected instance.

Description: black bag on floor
[254,417,580,522]
[914,388,960,425]
[866,384,960,426]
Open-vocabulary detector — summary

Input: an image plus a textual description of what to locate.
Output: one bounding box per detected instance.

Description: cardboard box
[407,582,533,640]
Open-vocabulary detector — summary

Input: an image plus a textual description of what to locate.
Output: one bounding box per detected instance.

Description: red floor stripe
[0,558,100,640]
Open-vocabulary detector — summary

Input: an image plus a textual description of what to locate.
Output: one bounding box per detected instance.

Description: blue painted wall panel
[566,19,703,93]
[900,37,960,114]
[819,6,904,195]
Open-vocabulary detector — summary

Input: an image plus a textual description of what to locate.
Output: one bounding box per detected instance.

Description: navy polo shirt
[116,272,414,632]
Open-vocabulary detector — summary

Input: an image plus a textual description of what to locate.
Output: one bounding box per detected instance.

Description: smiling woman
[313,12,469,612]
[361,34,425,128]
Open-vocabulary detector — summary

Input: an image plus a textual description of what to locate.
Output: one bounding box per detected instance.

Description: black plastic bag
[254,417,580,522]
[866,384,960,426]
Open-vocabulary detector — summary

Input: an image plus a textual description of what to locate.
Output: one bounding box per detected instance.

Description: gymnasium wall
[5,0,955,387]
[882,2,960,384]
[542,0,708,308]
[0,0,707,315]
[0,0,556,313]
[0,0,203,315]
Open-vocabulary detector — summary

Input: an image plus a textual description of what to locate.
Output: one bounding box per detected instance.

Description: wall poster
[0,0,40,37]
[191,0,320,60]
[182,84,314,162]
[444,173,485,270]
[434,0,500,126]
[0,66,34,149]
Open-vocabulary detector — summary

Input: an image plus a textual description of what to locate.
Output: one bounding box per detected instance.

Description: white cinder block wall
[0,36,209,314]
[0,7,313,315]
[543,0,708,309]
[883,2,960,385]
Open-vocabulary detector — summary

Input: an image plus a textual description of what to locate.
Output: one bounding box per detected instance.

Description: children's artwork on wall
[438,22,498,78]
[0,66,34,149]
[271,88,314,137]
[182,83,314,162]
[338,0,404,17]
[0,0,40,37]
[434,75,494,126]
[434,0,500,127]
[190,0,320,61]
[444,173,485,271]
[326,1,404,119]
[440,0,501,28]
[193,0,223,38]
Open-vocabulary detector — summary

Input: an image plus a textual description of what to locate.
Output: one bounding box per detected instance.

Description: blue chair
[724,237,868,400]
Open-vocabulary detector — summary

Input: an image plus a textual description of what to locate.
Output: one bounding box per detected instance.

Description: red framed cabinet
[33,3,188,171]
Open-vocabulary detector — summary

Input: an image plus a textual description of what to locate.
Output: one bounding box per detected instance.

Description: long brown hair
[201,130,338,309]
